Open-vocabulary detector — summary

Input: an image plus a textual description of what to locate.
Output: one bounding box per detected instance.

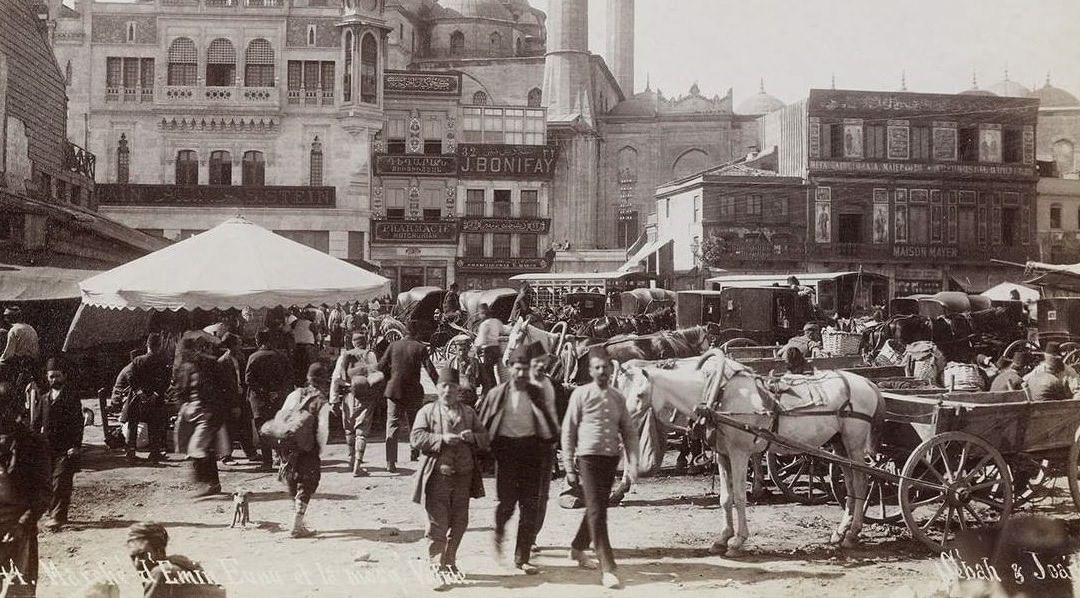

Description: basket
[873,339,905,367]
[822,329,863,356]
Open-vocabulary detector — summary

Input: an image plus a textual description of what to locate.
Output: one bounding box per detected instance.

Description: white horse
[615,349,885,555]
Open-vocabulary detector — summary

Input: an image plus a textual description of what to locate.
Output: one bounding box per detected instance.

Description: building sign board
[96,184,335,208]
[892,245,960,259]
[383,70,461,97]
[460,218,551,234]
[374,155,458,177]
[808,90,1040,120]
[371,220,459,244]
[455,256,552,272]
[808,160,1036,178]
[458,144,558,180]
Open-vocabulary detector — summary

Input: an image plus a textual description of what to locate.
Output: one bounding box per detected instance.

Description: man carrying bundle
[330,330,383,477]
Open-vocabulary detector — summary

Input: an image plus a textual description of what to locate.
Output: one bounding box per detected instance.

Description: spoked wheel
[829,452,904,523]
[1067,425,1080,511]
[766,450,833,505]
[899,432,1012,551]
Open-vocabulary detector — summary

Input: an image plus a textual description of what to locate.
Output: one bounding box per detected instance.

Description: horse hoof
[840,537,858,549]
[708,542,726,555]
[725,547,744,558]
[830,532,843,544]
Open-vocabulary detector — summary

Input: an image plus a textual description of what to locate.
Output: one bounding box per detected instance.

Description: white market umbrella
[78,217,390,311]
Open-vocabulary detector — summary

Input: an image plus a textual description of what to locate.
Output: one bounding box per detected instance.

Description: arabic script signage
[808,160,1036,178]
[383,70,461,97]
[808,90,1039,119]
[374,155,457,177]
[458,144,558,180]
[460,218,551,234]
[96,184,335,208]
[371,220,459,244]
[455,256,552,273]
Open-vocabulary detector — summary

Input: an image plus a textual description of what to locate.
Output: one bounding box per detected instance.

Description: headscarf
[0,324,39,363]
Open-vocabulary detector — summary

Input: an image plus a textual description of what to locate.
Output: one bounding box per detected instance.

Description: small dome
[436,0,515,20]
[736,79,784,115]
[960,88,996,96]
[608,89,659,117]
[1029,80,1080,108]
[987,75,1031,98]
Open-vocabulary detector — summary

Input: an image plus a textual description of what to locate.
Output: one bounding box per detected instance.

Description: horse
[615,349,885,555]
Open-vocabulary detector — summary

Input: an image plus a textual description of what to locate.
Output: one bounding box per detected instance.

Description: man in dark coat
[245,329,292,471]
[476,346,558,574]
[174,337,227,498]
[128,333,170,462]
[379,322,438,473]
[0,381,51,598]
[31,358,83,532]
[218,333,257,464]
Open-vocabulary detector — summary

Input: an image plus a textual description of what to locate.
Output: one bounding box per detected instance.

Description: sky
[528,0,1080,106]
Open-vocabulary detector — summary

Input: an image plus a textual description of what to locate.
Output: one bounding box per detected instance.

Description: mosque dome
[1029,78,1080,108]
[736,80,785,116]
[959,72,996,96]
[608,89,659,118]
[986,70,1031,98]
[435,0,515,21]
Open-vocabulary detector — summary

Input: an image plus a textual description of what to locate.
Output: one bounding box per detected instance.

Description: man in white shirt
[473,304,504,397]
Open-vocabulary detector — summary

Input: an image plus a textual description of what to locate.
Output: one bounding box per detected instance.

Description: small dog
[231,490,250,528]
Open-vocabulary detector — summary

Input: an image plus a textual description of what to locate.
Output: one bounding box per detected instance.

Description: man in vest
[330,330,383,477]
[476,346,558,574]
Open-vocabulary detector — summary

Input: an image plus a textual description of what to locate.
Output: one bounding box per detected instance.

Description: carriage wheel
[828,452,904,524]
[1066,425,1080,512]
[720,338,757,351]
[1065,350,1080,369]
[899,432,1012,551]
[1002,339,1038,358]
[766,450,833,505]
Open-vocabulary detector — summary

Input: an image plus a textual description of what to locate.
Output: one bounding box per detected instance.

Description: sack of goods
[259,389,320,453]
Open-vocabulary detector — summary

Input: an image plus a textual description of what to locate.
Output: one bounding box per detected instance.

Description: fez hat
[588,346,612,362]
[1044,342,1062,357]
[437,367,460,386]
[307,362,331,381]
[45,355,67,372]
[508,346,531,365]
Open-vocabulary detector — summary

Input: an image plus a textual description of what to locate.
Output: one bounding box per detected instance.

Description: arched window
[167,37,197,86]
[672,149,709,179]
[1051,203,1063,229]
[450,31,464,55]
[1054,139,1076,177]
[175,150,198,185]
[343,31,353,103]
[209,150,232,185]
[117,134,130,183]
[472,90,488,105]
[360,33,377,104]
[243,151,265,186]
[244,39,275,87]
[489,31,501,55]
[309,137,323,186]
[206,38,236,87]
[527,87,542,107]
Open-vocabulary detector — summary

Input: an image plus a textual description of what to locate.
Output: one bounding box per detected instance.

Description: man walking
[246,329,292,471]
[174,337,227,498]
[276,363,332,538]
[411,367,489,589]
[330,330,383,477]
[526,342,560,553]
[128,334,170,463]
[476,347,558,574]
[219,333,258,464]
[0,381,51,598]
[562,347,640,589]
[473,304,503,397]
[442,283,462,323]
[31,358,83,532]
[379,322,438,473]
[447,336,481,407]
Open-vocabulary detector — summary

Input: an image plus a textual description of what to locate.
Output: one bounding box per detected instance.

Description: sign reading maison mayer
[371,220,459,244]
[892,245,959,259]
[458,144,558,180]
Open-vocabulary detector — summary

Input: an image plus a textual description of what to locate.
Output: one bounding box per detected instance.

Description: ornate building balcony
[96,184,335,209]
[156,85,281,108]
[105,86,154,103]
[286,88,335,107]
[63,141,96,181]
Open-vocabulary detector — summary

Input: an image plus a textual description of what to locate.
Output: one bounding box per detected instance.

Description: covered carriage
[676,287,811,346]
[459,288,518,328]
[564,292,608,319]
[619,287,676,316]
[708,271,890,318]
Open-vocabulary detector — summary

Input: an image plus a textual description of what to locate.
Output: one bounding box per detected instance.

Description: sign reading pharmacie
[458,144,558,180]
[460,218,551,234]
[371,220,460,244]
[455,256,552,273]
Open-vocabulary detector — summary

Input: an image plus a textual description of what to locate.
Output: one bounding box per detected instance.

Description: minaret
[606,0,634,96]
[542,0,601,252]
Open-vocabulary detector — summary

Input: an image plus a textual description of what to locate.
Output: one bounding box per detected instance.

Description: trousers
[424,471,472,568]
[571,454,620,573]
[48,453,76,522]
[478,346,501,397]
[225,398,258,459]
[492,435,543,565]
[284,451,321,504]
[534,442,556,540]
[385,399,419,465]
[125,395,167,453]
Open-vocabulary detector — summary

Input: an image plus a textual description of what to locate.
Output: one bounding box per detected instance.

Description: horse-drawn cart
[677,287,810,346]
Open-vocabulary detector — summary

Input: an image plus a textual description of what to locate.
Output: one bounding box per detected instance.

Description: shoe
[601,572,622,589]
[147,452,164,463]
[191,485,222,499]
[125,450,138,465]
[353,467,370,478]
[516,562,539,575]
[290,526,317,538]
[569,549,598,570]
[386,462,397,474]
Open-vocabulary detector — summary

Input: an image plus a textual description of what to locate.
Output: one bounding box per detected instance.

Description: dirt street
[30,400,1077,598]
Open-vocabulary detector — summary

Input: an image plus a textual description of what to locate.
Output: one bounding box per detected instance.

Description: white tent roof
[79,217,390,310]
[980,281,1039,303]
[0,264,101,301]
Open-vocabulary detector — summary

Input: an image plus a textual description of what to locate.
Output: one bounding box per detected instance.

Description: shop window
[519,234,539,257]
[175,150,198,185]
[865,125,886,159]
[958,206,976,245]
[465,189,485,216]
[911,126,931,161]
[493,190,511,217]
[424,139,442,155]
[958,127,978,162]
[520,190,538,217]
[492,233,511,257]
[206,38,237,87]
[909,205,930,244]
[423,208,441,221]
[838,213,863,244]
[1051,203,1062,229]
[386,208,405,220]
[464,233,484,256]
[461,106,545,145]
[242,151,265,186]
[360,33,378,104]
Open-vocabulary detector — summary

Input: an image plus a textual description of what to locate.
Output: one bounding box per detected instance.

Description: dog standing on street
[231,490,251,528]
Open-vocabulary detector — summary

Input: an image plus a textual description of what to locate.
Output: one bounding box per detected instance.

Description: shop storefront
[368,219,458,295]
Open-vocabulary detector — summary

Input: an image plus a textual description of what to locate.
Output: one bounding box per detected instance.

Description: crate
[822,329,863,356]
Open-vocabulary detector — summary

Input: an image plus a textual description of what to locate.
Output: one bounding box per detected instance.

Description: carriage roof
[460,288,517,321]
[619,288,676,315]
[394,287,446,322]
[564,291,607,318]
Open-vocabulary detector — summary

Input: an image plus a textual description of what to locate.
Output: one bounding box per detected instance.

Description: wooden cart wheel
[766,450,833,505]
[721,338,757,351]
[1065,349,1080,369]
[1067,425,1080,512]
[829,452,904,523]
[899,432,1012,551]
[1002,339,1038,358]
